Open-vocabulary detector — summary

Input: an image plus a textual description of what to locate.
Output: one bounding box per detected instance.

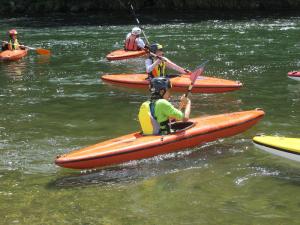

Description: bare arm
[164,58,190,74]
[145,58,162,74]
[179,95,191,121]
[136,37,145,49]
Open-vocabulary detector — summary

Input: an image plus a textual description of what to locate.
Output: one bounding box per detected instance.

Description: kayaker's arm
[8,42,13,50]
[165,58,191,74]
[136,37,146,49]
[179,95,191,121]
[1,41,8,50]
[124,33,130,49]
[145,58,163,74]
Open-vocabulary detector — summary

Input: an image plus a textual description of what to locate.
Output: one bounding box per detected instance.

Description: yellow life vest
[9,39,20,50]
[149,58,166,78]
[138,101,160,135]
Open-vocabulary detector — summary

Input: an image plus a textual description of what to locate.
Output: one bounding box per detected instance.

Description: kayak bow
[288,71,300,81]
[106,49,147,61]
[253,136,300,162]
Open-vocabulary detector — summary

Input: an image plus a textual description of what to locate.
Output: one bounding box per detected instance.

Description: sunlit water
[0,14,299,224]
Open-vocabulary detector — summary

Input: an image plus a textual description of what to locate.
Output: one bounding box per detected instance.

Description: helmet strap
[150,92,162,101]
[160,89,166,98]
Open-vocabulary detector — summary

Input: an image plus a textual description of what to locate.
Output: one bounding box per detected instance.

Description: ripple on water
[0,17,300,224]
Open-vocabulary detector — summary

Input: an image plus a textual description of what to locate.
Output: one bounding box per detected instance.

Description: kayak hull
[55,109,265,169]
[101,74,243,93]
[106,49,147,61]
[253,136,300,162]
[288,71,300,81]
[0,49,28,61]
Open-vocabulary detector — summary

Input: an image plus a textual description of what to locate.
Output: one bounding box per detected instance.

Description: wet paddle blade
[36,48,51,55]
[190,60,209,84]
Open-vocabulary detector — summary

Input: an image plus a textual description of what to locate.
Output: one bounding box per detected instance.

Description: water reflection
[1,60,27,80]
[36,54,51,65]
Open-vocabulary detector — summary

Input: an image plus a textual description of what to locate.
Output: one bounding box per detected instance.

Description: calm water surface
[0,14,299,224]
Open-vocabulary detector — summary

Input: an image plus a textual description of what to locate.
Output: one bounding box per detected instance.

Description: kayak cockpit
[170,121,195,133]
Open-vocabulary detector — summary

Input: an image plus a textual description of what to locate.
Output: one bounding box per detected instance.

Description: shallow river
[0,14,299,224]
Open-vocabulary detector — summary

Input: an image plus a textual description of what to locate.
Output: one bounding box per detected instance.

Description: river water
[0,14,299,224]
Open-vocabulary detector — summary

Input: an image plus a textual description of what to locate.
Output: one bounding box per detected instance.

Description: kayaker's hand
[159,56,168,62]
[184,69,191,74]
[179,95,190,109]
[144,44,150,51]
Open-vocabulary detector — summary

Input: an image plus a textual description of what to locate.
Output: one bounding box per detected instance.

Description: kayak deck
[288,71,300,81]
[55,109,264,169]
[253,136,300,162]
[101,74,243,93]
[106,49,147,61]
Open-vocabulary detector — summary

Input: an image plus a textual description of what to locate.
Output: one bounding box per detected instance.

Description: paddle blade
[36,48,51,55]
[190,60,209,84]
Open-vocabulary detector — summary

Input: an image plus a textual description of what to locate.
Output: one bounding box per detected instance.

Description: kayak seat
[166,74,180,78]
[138,121,195,136]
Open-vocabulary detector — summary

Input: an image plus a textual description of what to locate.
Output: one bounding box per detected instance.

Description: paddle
[177,60,208,111]
[129,4,191,74]
[22,45,51,55]
[144,48,191,74]
[129,3,150,45]
[185,60,209,97]
[2,41,51,55]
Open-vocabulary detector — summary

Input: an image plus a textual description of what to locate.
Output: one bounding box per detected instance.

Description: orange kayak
[101,74,242,93]
[55,109,264,169]
[0,49,28,61]
[106,49,147,60]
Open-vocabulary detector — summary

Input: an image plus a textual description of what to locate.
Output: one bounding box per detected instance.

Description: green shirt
[153,99,184,124]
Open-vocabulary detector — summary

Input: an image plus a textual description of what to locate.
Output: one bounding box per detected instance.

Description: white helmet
[131,27,141,36]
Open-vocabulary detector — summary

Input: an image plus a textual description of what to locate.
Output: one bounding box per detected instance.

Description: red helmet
[9,29,18,36]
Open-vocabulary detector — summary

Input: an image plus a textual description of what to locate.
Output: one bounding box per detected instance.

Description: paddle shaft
[145,49,190,74]
[130,4,150,45]
[2,41,50,55]
[129,4,189,74]
[2,41,32,49]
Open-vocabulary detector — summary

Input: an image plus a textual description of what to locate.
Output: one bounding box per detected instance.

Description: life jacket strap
[149,100,170,134]
[159,120,171,134]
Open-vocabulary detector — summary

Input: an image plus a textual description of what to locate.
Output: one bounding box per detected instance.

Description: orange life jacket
[125,35,139,51]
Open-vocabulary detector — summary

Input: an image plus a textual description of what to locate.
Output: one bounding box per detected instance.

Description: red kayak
[0,49,28,61]
[101,74,242,93]
[288,71,300,81]
[55,109,265,169]
[106,49,147,61]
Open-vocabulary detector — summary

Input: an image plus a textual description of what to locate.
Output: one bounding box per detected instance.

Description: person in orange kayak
[124,27,146,51]
[138,77,191,135]
[2,29,24,51]
[145,43,190,79]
